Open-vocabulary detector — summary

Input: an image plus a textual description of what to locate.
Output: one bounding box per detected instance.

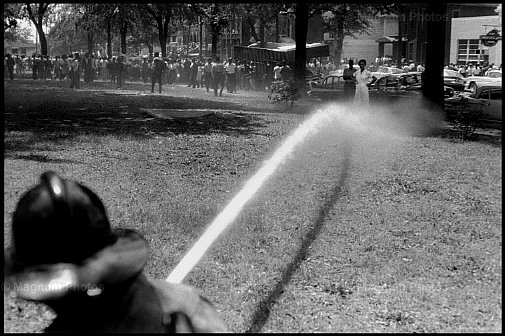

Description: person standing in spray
[342,59,357,102]
[353,59,372,107]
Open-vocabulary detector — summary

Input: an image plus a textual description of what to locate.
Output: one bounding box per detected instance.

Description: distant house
[4,41,37,56]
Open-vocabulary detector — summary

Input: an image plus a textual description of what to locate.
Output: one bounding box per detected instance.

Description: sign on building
[480,29,501,47]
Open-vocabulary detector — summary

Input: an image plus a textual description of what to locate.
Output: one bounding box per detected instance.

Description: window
[458,39,484,64]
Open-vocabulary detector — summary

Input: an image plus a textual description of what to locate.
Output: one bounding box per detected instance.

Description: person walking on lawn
[38,55,45,80]
[204,58,213,92]
[6,54,15,80]
[54,55,62,81]
[189,59,199,88]
[69,53,81,89]
[141,56,149,83]
[31,54,39,80]
[151,52,165,94]
[224,58,237,93]
[60,55,69,81]
[4,171,229,333]
[212,57,226,97]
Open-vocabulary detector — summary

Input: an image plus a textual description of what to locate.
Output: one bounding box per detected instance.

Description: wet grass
[4,79,502,333]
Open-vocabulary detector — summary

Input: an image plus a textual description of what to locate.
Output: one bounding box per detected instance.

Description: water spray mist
[166,108,337,284]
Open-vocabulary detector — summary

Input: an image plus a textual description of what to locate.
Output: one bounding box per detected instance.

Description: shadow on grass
[245,143,352,333]
[421,127,502,148]
[4,81,276,154]
[4,153,82,164]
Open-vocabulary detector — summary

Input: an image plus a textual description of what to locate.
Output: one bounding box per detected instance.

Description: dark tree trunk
[211,32,218,57]
[334,17,345,66]
[36,25,48,55]
[294,2,308,88]
[87,31,94,54]
[120,22,127,55]
[422,3,447,109]
[107,21,112,58]
[275,14,279,43]
[148,34,154,55]
[159,34,167,57]
[247,17,260,43]
[26,4,49,56]
[159,16,170,57]
[241,20,251,45]
[259,21,265,43]
[397,8,404,68]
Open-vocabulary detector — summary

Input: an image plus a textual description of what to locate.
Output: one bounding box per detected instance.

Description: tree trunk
[294,2,308,88]
[35,24,48,56]
[148,38,153,55]
[397,8,404,68]
[247,17,260,43]
[275,14,279,43]
[159,16,170,57]
[159,34,167,57]
[87,31,94,54]
[120,22,127,55]
[259,21,265,44]
[26,4,49,56]
[422,3,447,109]
[334,17,345,66]
[241,20,251,45]
[107,21,112,58]
[211,32,218,57]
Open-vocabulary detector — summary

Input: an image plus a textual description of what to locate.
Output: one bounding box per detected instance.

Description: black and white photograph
[4,2,502,333]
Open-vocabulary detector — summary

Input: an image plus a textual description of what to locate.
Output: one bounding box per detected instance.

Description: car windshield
[444,69,463,78]
[390,68,404,74]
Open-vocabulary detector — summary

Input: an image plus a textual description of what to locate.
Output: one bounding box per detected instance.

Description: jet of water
[166,108,338,283]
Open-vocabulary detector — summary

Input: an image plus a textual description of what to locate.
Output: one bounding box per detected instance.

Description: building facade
[4,41,37,56]
[449,15,501,65]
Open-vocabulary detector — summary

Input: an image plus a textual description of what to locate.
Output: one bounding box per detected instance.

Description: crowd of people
[6,51,501,96]
[3,52,281,95]
[445,61,501,77]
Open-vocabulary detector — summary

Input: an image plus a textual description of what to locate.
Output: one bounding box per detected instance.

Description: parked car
[305,68,323,83]
[330,64,360,76]
[308,74,345,100]
[309,71,455,102]
[466,69,502,93]
[371,66,406,81]
[368,72,423,103]
[443,69,466,91]
[445,84,502,122]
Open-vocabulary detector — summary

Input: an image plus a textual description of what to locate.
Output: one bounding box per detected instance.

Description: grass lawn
[4,78,502,333]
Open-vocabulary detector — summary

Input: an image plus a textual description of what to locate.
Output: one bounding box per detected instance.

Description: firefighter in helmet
[4,171,228,333]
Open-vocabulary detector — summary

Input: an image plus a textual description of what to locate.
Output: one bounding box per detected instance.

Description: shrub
[444,96,485,139]
[268,80,301,108]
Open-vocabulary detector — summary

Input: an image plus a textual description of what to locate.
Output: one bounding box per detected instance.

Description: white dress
[353,69,372,107]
